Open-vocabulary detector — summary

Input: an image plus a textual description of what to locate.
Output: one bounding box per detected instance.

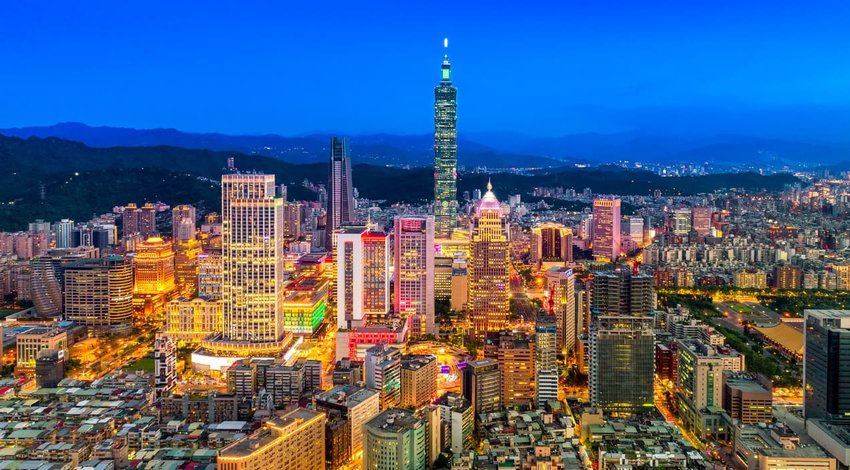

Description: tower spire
[441,38,451,81]
[487,178,492,192]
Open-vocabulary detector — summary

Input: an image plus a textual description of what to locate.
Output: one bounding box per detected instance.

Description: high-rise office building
[488,331,536,408]
[393,216,435,336]
[691,207,711,238]
[530,223,573,265]
[198,251,222,300]
[435,392,473,455]
[365,343,402,410]
[219,174,286,352]
[591,270,655,316]
[172,204,197,242]
[462,358,501,417]
[218,408,325,470]
[337,226,390,329]
[139,203,157,239]
[468,181,510,339]
[363,409,427,470]
[672,208,691,236]
[535,312,559,406]
[174,239,201,296]
[53,219,75,249]
[326,137,355,249]
[400,355,438,409]
[434,42,458,238]
[133,237,175,295]
[64,256,134,327]
[622,216,645,247]
[544,266,577,355]
[282,202,303,240]
[592,197,621,261]
[123,203,140,238]
[589,315,655,417]
[676,338,745,430]
[30,248,100,317]
[804,310,850,423]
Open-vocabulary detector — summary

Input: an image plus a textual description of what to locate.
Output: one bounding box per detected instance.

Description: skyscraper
[172,204,197,242]
[591,270,655,316]
[53,219,75,249]
[365,343,402,410]
[133,237,175,295]
[326,137,355,249]
[64,256,134,328]
[691,207,711,239]
[592,197,621,262]
[434,40,458,238]
[219,174,286,351]
[462,358,501,417]
[804,310,850,423]
[468,181,510,339]
[589,315,655,417]
[530,222,573,266]
[393,216,435,336]
[336,226,390,329]
[536,312,559,406]
[544,266,577,355]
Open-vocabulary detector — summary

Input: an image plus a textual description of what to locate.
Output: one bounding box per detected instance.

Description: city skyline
[5,4,850,469]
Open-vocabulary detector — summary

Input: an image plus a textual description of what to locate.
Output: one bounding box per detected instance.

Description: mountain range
[0,133,798,231]
[3,122,850,168]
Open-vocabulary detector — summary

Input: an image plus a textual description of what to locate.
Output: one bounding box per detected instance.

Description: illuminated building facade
[16,327,68,371]
[544,266,576,354]
[64,256,134,327]
[535,312,559,406]
[530,223,573,266]
[133,237,175,295]
[198,251,222,300]
[400,355,438,409]
[174,239,201,296]
[691,206,711,238]
[172,204,197,242]
[462,358,501,416]
[487,331,536,408]
[218,174,286,352]
[163,297,223,344]
[281,276,328,336]
[363,409,427,470]
[592,197,621,262]
[393,216,435,336]
[335,322,407,361]
[589,315,655,417]
[326,137,355,249]
[217,409,325,470]
[468,181,510,339]
[365,343,402,410]
[336,226,390,329]
[434,43,458,238]
[315,385,380,457]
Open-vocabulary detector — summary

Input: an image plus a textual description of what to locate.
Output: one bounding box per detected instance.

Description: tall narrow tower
[220,174,286,350]
[468,180,510,339]
[434,38,458,238]
[326,136,355,248]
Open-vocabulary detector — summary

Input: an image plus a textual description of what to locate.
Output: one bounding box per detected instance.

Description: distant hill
[0,135,798,231]
[0,122,566,168]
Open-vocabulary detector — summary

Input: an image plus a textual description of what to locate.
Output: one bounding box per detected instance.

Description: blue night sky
[2,1,850,139]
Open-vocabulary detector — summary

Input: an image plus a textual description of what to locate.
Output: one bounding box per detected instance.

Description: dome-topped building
[476,179,503,216]
[468,178,510,339]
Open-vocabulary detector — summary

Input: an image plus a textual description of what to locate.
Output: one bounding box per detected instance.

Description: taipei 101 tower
[434,38,458,237]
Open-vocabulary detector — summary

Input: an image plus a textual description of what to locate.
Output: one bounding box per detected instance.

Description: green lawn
[728,303,754,314]
[125,357,155,372]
